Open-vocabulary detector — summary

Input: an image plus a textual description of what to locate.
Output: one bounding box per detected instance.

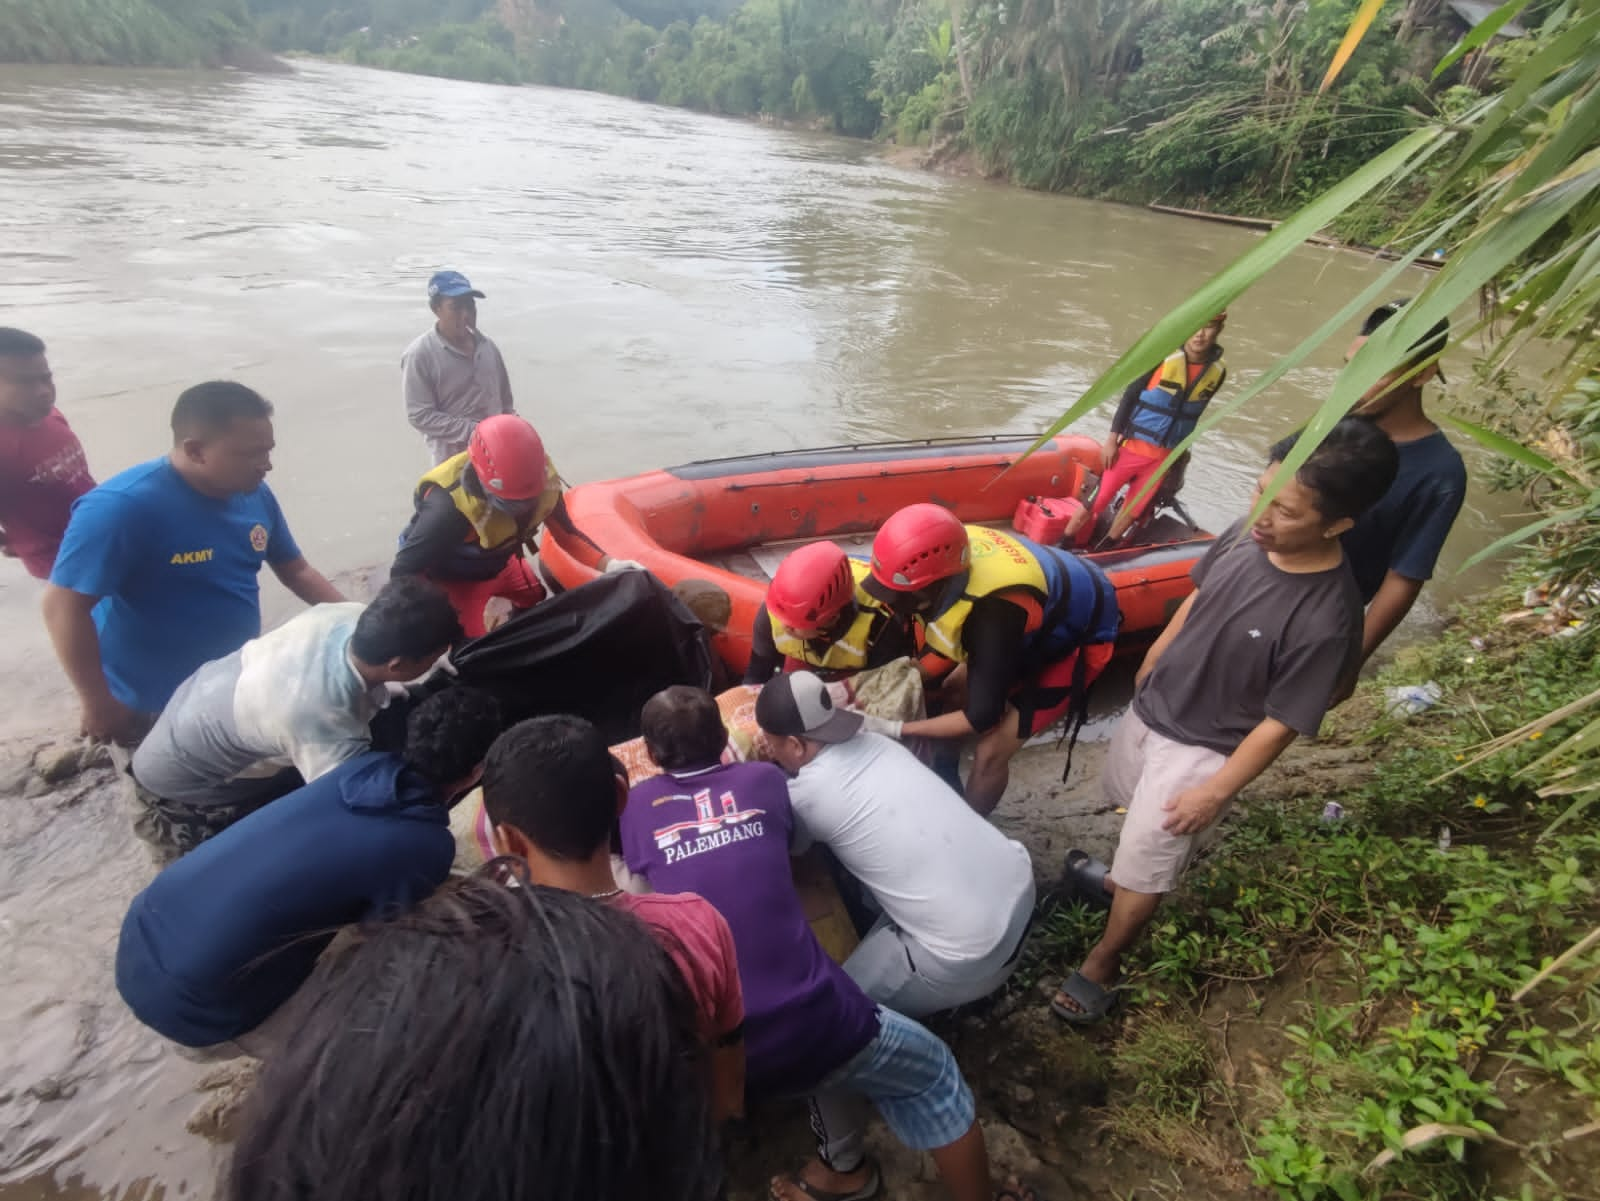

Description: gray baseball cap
[754,671,863,744]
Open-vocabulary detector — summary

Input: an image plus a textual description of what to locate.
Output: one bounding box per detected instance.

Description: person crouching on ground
[481,713,747,1122]
[1051,417,1398,1024]
[623,685,1033,1201]
[225,881,722,1201]
[390,413,564,638]
[744,540,912,684]
[756,670,1035,1019]
[129,576,463,864]
[861,506,1121,815]
[116,687,502,1061]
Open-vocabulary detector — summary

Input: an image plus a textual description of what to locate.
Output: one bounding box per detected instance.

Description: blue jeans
[806,1007,975,1171]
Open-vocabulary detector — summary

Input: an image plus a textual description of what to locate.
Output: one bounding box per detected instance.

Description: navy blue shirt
[115,752,455,1047]
[1341,431,1467,603]
[49,458,302,713]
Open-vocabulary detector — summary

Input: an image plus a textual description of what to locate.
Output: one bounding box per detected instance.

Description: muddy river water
[0,57,1522,1200]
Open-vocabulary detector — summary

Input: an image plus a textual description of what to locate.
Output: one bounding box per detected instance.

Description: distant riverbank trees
[1,0,1547,233]
[284,0,1533,229]
[0,0,257,66]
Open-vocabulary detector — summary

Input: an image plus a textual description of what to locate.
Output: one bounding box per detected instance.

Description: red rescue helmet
[469,415,547,502]
[769,541,855,632]
[870,504,970,592]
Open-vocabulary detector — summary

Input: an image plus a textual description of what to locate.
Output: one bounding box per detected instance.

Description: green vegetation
[6,0,1568,248]
[0,0,255,65]
[1008,13,1600,1185]
[208,0,1553,228]
[1017,597,1600,1198]
[1026,0,1600,801]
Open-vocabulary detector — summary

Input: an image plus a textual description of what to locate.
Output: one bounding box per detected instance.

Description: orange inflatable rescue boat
[539,433,1211,675]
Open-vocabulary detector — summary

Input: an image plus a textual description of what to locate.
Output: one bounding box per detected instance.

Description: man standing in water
[0,328,95,580]
[1342,300,1467,665]
[43,382,344,744]
[402,270,517,464]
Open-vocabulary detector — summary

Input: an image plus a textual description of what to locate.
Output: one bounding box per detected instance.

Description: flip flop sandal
[1049,969,1120,1025]
[1059,848,1112,910]
[770,1160,883,1201]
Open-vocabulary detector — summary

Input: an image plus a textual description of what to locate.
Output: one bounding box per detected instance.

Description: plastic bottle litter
[1383,681,1442,717]
[1437,824,1452,853]
[1320,801,1345,824]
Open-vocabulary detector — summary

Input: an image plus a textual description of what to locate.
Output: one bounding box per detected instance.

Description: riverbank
[725,578,1600,1201]
[4,576,1593,1201]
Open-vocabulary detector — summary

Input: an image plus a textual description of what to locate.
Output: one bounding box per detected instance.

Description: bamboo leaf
[1521,714,1600,776]
[1119,212,1478,514]
[1322,0,1389,94]
[1458,507,1584,571]
[1434,0,1537,78]
[1437,413,1570,480]
[1014,127,1444,470]
[1442,11,1600,199]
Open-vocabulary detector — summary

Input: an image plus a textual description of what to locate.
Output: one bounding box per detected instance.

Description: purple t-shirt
[622,759,879,1095]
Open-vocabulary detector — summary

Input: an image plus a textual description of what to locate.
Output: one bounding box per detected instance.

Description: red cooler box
[1012,495,1085,546]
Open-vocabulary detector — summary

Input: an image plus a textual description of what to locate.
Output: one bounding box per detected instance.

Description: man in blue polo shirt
[43,381,344,744]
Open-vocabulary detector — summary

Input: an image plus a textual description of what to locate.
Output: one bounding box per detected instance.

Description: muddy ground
[719,732,1391,1201]
[1,716,1381,1201]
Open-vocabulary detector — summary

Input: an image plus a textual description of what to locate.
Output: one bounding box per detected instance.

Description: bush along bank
[0,0,262,68]
[1008,576,1600,1201]
[254,0,1510,237]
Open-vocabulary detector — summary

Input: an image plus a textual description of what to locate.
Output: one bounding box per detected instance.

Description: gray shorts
[1106,708,1229,894]
[841,881,1035,1019]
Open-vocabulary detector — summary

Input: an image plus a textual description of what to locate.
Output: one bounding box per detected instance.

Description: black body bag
[371,569,715,750]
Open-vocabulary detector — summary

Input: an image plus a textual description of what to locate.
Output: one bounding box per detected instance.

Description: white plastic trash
[1383,682,1442,717]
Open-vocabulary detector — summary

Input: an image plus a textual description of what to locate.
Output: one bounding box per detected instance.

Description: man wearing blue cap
[402,270,517,464]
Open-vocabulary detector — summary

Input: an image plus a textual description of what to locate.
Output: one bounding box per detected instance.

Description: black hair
[640,686,726,771]
[481,716,618,861]
[170,381,274,441]
[351,577,464,664]
[1361,298,1449,374]
[402,686,503,787]
[0,328,45,358]
[1266,417,1400,523]
[227,877,718,1201]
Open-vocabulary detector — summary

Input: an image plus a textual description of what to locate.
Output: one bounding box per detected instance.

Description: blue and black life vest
[1125,348,1228,449]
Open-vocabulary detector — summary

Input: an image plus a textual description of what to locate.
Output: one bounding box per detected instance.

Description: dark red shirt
[0,408,94,579]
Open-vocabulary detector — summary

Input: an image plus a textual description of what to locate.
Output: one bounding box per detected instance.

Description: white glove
[603,558,648,574]
[858,714,904,740]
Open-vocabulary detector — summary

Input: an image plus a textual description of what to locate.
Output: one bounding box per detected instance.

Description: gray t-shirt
[401,328,516,464]
[1133,521,1362,754]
